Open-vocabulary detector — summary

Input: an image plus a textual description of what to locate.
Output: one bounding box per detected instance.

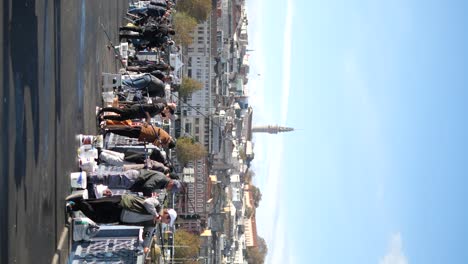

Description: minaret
[252,125,294,134]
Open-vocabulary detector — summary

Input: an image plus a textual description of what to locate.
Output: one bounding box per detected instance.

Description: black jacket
[130,170,169,196]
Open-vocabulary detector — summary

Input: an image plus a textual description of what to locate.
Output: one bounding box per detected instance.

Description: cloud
[343,53,392,206]
[379,233,408,264]
[280,0,293,124]
[257,137,288,264]
[257,2,294,264]
[247,0,294,263]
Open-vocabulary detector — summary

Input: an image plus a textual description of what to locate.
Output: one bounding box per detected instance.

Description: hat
[170,180,181,193]
[167,209,177,227]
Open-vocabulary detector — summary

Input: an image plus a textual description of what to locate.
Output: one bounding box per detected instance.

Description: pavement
[0,0,128,263]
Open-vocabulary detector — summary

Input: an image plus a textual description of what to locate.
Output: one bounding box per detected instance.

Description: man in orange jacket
[105,122,176,149]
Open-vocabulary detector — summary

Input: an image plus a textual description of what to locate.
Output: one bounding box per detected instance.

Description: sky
[246,0,468,263]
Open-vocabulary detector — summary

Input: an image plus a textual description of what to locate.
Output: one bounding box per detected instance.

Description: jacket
[138,124,172,147]
[129,169,169,196]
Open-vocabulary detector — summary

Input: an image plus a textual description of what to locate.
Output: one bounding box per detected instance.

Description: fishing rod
[169,92,224,130]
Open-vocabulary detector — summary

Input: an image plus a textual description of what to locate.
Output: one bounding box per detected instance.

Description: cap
[168,209,177,227]
[170,180,181,193]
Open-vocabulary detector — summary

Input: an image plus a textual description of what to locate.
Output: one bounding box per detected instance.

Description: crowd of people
[67,0,183,254]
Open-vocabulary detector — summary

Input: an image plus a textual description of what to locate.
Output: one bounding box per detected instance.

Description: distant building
[199,229,213,264]
[176,158,209,233]
[181,19,216,152]
[243,185,258,247]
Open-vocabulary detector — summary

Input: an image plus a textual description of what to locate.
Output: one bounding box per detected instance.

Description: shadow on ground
[0,0,128,263]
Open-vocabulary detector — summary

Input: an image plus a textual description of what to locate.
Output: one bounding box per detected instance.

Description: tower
[252,125,294,134]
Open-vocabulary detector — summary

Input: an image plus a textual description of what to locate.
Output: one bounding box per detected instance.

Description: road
[0,0,128,263]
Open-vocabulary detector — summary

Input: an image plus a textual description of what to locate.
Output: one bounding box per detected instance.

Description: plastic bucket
[78,146,98,159]
[70,171,87,189]
[79,158,97,173]
[78,134,95,146]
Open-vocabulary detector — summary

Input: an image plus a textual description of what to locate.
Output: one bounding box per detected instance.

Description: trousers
[75,195,123,223]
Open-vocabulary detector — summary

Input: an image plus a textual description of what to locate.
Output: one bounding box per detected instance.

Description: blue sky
[246,0,468,263]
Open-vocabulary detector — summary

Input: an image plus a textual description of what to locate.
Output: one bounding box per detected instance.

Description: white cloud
[255,136,292,264]
[253,2,294,264]
[343,53,392,206]
[379,233,408,264]
[280,0,293,124]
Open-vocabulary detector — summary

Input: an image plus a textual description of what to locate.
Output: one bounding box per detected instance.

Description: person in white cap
[166,208,177,227]
[141,208,177,254]
[68,194,178,226]
[67,194,177,250]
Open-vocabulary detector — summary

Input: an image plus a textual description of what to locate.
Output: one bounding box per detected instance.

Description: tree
[239,148,247,161]
[176,137,207,165]
[246,247,264,264]
[249,185,262,208]
[176,0,212,23]
[246,236,268,264]
[243,170,255,183]
[179,77,203,98]
[173,12,197,47]
[257,236,268,256]
[244,206,254,219]
[174,230,201,262]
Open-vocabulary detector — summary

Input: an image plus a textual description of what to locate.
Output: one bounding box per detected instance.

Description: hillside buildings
[175,0,293,263]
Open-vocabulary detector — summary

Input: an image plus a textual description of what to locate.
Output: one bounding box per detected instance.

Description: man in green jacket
[70,194,175,225]
[68,194,177,250]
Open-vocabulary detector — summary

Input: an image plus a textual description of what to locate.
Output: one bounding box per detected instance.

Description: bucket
[79,158,97,173]
[78,135,95,146]
[70,171,87,189]
[78,146,98,160]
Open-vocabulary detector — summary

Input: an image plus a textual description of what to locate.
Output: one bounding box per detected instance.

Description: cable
[143,194,168,263]
[170,92,223,130]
